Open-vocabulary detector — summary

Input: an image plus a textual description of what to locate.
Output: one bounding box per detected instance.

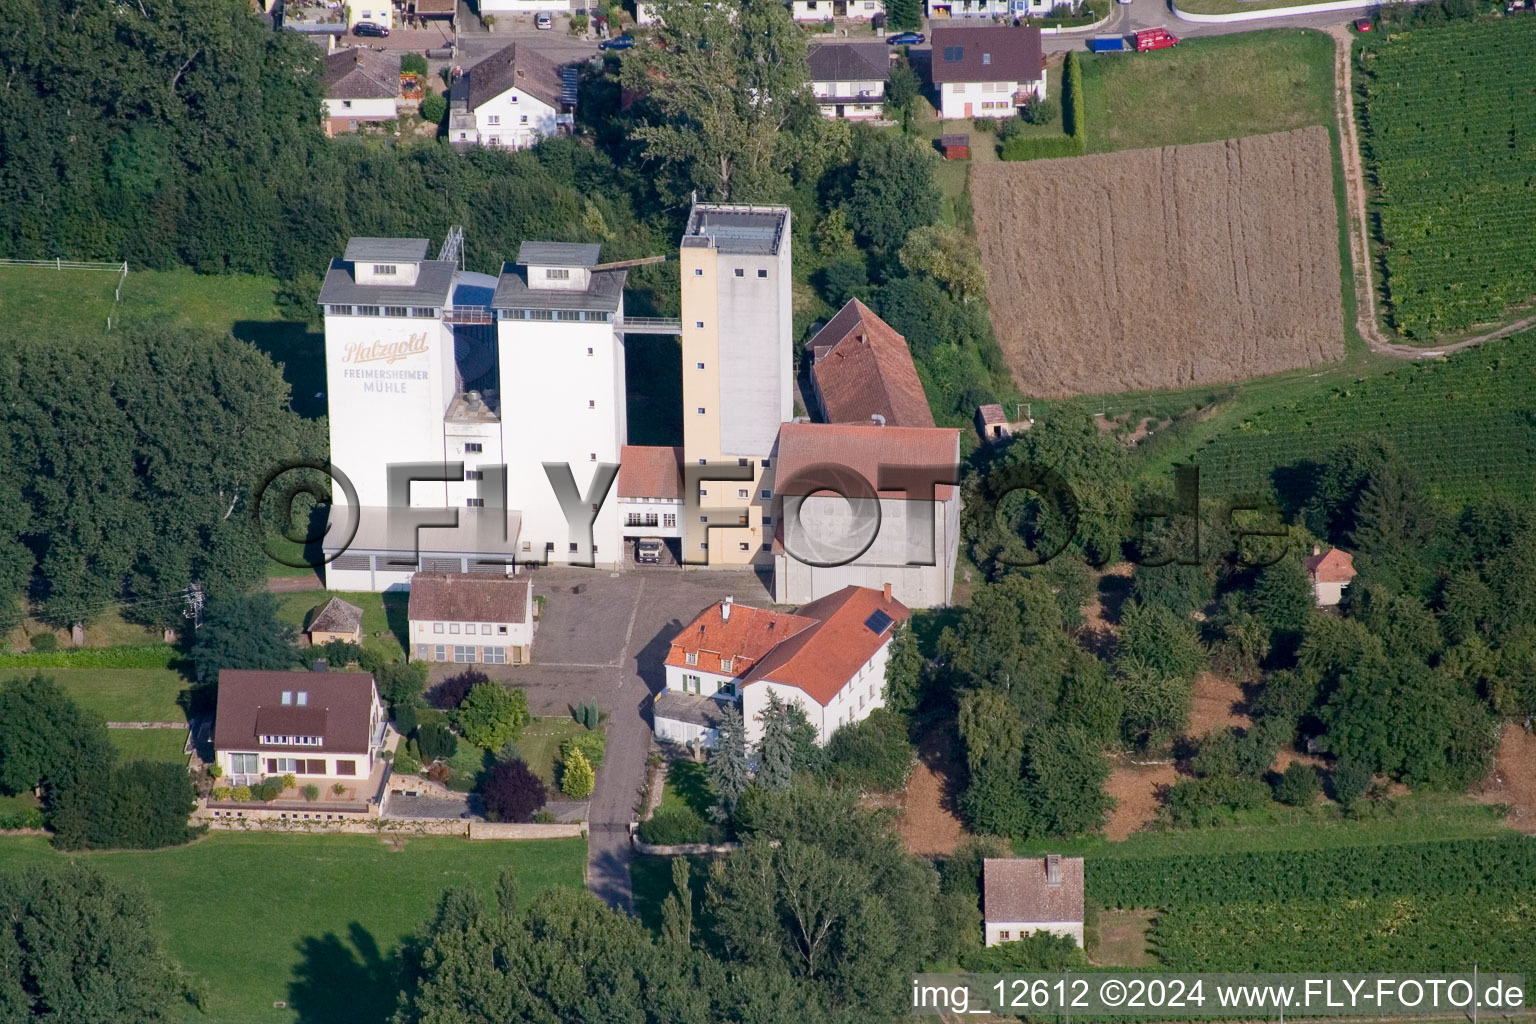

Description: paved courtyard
[426,564,771,910]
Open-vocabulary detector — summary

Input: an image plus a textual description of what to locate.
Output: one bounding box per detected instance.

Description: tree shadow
[233,320,327,420]
[288,923,399,1024]
[381,591,411,653]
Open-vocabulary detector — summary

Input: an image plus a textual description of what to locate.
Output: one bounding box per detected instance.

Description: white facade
[324,96,397,125]
[774,493,961,609]
[938,77,1044,120]
[477,0,566,10]
[741,641,890,746]
[347,2,393,29]
[455,88,559,151]
[619,498,684,538]
[812,78,885,119]
[984,921,1085,947]
[409,611,533,663]
[928,0,1059,16]
[792,0,885,19]
[1314,579,1348,607]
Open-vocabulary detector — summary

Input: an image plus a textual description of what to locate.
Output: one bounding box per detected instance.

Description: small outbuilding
[1304,546,1357,607]
[306,596,365,646]
[941,133,971,160]
[983,854,1085,947]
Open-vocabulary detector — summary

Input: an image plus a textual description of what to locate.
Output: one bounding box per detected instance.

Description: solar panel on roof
[561,66,579,105]
[865,609,894,635]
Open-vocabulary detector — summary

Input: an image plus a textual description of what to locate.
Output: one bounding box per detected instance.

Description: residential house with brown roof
[306,596,365,646]
[983,855,1085,947]
[322,48,401,137]
[929,26,1045,120]
[407,572,534,664]
[807,42,890,120]
[447,42,572,150]
[654,585,909,748]
[213,670,387,786]
[616,445,684,548]
[792,0,885,22]
[805,299,935,427]
[1304,546,1357,607]
[771,420,961,608]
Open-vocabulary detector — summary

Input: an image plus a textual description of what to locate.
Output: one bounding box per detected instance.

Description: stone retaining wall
[195,808,584,840]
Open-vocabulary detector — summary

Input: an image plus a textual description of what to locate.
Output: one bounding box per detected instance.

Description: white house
[213,670,387,786]
[322,48,400,137]
[1304,546,1357,608]
[930,25,1046,120]
[448,42,569,151]
[792,0,884,21]
[807,43,890,120]
[346,1,392,31]
[617,445,684,545]
[654,585,910,748]
[928,0,1065,17]
[983,855,1085,947]
[407,572,535,664]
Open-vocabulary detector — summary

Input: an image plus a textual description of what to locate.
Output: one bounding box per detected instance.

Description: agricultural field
[972,128,1344,398]
[0,833,586,1024]
[1360,20,1536,338]
[1178,327,1536,504]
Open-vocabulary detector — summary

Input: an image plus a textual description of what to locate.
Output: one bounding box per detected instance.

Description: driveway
[431,565,770,911]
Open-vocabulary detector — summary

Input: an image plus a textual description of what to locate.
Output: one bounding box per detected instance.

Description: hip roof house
[213,670,387,787]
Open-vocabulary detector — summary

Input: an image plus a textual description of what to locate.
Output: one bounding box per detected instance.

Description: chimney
[721,595,733,622]
[1046,853,1062,886]
[1312,545,1321,556]
[882,582,892,601]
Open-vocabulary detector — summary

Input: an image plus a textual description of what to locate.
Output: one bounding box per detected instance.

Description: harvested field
[972,127,1344,398]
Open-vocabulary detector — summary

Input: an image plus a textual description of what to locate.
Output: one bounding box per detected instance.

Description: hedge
[0,808,45,830]
[0,644,178,669]
[1000,134,1087,161]
[1089,836,1536,909]
[1001,52,1088,162]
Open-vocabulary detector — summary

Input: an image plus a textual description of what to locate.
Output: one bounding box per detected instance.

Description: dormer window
[721,658,734,673]
[547,268,570,280]
[372,264,397,275]
[685,651,698,666]
[280,691,292,706]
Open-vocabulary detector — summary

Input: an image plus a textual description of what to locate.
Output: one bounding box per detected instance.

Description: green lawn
[1080,29,1335,153]
[0,833,586,1024]
[657,759,714,819]
[37,667,190,723]
[108,728,190,763]
[272,590,409,663]
[517,718,602,790]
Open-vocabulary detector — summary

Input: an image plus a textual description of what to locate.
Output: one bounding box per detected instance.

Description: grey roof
[491,264,627,312]
[318,258,456,306]
[455,41,567,112]
[324,48,402,100]
[653,691,726,730]
[807,42,890,83]
[517,241,602,268]
[684,203,790,256]
[344,237,430,262]
[306,596,365,635]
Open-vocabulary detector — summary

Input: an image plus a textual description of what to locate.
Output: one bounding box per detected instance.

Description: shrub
[280,773,297,790]
[29,634,57,653]
[231,785,252,802]
[825,709,914,791]
[1164,776,1270,827]
[971,116,998,134]
[0,643,177,669]
[558,731,607,770]
[1000,134,1086,161]
[572,698,601,731]
[49,762,201,851]
[256,779,284,802]
[420,91,447,125]
[401,53,428,75]
[560,747,596,799]
[428,669,486,710]
[457,683,530,750]
[207,764,223,779]
[391,748,422,775]
[960,930,1088,971]
[210,787,231,802]
[1273,760,1321,807]
[1022,98,1058,126]
[417,722,458,761]
[479,758,545,823]
[393,702,418,737]
[302,784,320,802]
[332,782,346,796]
[1331,754,1373,808]
[319,639,360,667]
[376,660,428,708]
[636,805,708,845]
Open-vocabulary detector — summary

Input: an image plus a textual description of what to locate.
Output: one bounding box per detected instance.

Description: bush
[0,643,176,669]
[400,53,428,76]
[319,639,360,667]
[971,116,998,134]
[960,930,1087,971]
[636,805,708,845]
[393,702,418,737]
[825,709,914,791]
[420,91,447,125]
[1331,754,1373,808]
[457,683,530,751]
[231,785,252,802]
[1000,134,1087,161]
[332,782,346,796]
[479,758,545,823]
[255,779,284,802]
[207,764,223,779]
[560,747,595,799]
[1022,98,1058,126]
[376,660,428,708]
[426,762,451,785]
[417,722,458,761]
[427,669,486,710]
[302,784,320,802]
[1164,776,1271,827]
[49,761,201,851]
[391,748,422,775]
[280,773,297,790]
[558,731,607,770]
[1272,760,1321,807]
[572,698,601,731]
[210,787,231,802]
[29,634,57,653]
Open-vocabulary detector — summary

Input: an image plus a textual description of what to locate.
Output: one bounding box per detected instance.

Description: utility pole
[184,583,205,631]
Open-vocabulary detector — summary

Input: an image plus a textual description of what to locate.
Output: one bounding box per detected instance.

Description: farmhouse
[213,670,387,787]
[305,596,364,646]
[407,572,534,664]
[1304,546,1356,607]
[792,0,884,21]
[929,26,1045,120]
[322,48,400,137]
[983,855,1085,947]
[771,421,960,608]
[805,299,935,427]
[807,42,890,120]
[447,42,571,150]
[654,586,909,747]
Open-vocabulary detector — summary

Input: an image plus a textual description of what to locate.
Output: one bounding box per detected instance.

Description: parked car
[353,21,389,36]
[1353,16,1373,30]
[599,34,635,49]
[535,11,553,28]
[1133,27,1178,51]
[887,31,924,45]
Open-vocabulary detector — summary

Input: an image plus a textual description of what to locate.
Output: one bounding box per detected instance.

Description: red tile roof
[664,600,818,678]
[976,403,1007,426]
[1304,547,1356,584]
[214,670,378,755]
[617,445,684,500]
[807,300,935,428]
[745,585,910,706]
[407,573,530,624]
[774,421,960,500]
[984,857,1084,925]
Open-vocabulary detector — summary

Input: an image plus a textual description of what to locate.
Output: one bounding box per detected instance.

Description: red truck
[1135,28,1180,51]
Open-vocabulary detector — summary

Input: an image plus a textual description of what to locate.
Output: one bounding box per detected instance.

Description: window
[274,757,300,773]
[685,651,698,666]
[738,542,750,551]
[372,264,397,275]
[590,453,597,462]
[762,542,772,551]
[693,268,703,276]
[982,52,992,65]
[465,469,482,481]
[695,321,704,328]
[484,646,507,664]
[336,760,357,777]
[1000,931,1012,941]
[411,307,436,318]
[763,515,773,525]
[569,542,579,553]
[229,753,258,774]
[498,625,508,635]
[416,643,429,660]
[737,458,750,467]
[519,115,528,124]
[327,304,353,316]
[306,758,325,774]
[385,305,408,317]
[587,347,594,356]
[556,310,581,322]
[487,114,500,125]
[757,269,767,278]
[700,542,708,550]
[696,362,705,370]
[342,100,353,109]
[434,644,446,661]
[697,407,706,415]
[453,645,475,663]
[734,268,744,277]
[588,400,595,409]
[761,489,772,499]
[738,489,749,499]
[465,442,483,453]
[449,623,460,634]
[530,309,554,320]
[433,622,444,634]
[761,459,771,469]
[547,268,570,280]
[467,497,484,507]
[357,305,381,316]
[699,516,708,524]
[663,514,676,528]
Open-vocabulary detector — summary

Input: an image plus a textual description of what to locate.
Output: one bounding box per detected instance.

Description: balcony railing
[616,316,683,334]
